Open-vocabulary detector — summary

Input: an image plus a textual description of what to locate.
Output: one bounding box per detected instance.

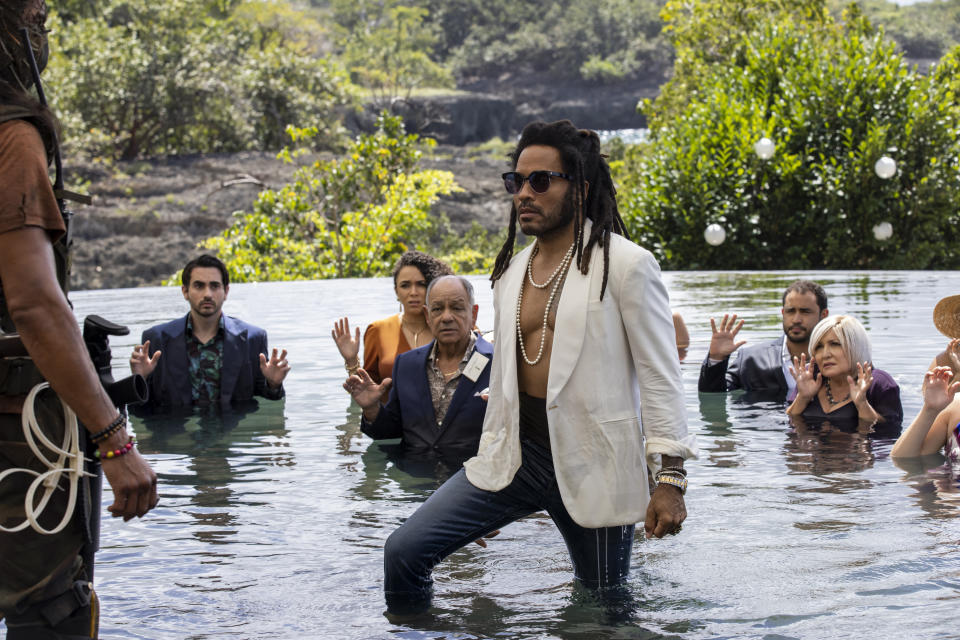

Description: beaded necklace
[824,377,849,405]
[516,242,575,366]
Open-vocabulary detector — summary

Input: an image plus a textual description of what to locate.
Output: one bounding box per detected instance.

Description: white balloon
[704,223,726,246]
[874,156,897,179]
[873,222,893,241]
[754,137,775,160]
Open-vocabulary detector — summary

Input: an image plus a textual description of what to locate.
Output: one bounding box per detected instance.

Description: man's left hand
[644,483,686,539]
[260,348,290,388]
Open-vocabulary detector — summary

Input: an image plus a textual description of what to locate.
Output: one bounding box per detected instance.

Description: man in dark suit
[698,280,828,395]
[344,275,491,457]
[129,255,290,411]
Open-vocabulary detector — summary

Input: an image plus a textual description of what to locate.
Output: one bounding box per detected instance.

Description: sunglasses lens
[502,172,521,194]
[528,172,551,193]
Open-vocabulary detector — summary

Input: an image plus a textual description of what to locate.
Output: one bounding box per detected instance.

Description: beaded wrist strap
[655,473,688,494]
[89,413,126,444]
[95,436,137,460]
[660,465,687,478]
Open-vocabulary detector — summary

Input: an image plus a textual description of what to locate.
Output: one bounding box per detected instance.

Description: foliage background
[615,1,960,269]
[44,0,960,279]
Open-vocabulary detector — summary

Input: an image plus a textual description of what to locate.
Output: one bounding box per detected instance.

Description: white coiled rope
[0,382,93,535]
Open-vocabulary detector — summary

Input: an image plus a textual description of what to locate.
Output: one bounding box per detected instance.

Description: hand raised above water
[708,314,746,360]
[260,348,290,388]
[129,340,161,378]
[343,368,392,411]
[331,317,361,364]
[789,353,821,400]
[921,365,960,413]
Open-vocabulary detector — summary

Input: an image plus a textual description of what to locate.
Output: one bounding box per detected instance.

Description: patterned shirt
[426,332,477,428]
[186,314,225,406]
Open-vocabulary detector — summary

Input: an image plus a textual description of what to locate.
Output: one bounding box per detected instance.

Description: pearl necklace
[527,242,575,289]
[516,242,575,366]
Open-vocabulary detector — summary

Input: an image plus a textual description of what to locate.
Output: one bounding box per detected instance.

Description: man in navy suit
[344,275,491,456]
[698,280,828,395]
[129,255,290,411]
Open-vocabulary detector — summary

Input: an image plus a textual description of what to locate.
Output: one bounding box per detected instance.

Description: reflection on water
[3,272,960,639]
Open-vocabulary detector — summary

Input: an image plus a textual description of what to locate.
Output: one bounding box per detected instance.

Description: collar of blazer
[498,220,599,403]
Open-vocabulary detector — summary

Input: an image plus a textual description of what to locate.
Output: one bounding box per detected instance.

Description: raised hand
[331,317,361,364]
[259,348,290,388]
[129,340,161,378]
[848,361,874,407]
[790,353,821,400]
[343,368,392,412]
[922,365,960,412]
[708,314,747,360]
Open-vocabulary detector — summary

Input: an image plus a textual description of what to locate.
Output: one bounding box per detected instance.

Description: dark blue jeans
[383,439,635,614]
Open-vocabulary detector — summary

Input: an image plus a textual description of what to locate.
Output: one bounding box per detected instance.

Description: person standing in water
[380,120,698,615]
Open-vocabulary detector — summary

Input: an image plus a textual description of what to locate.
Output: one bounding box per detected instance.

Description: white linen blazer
[464,229,698,528]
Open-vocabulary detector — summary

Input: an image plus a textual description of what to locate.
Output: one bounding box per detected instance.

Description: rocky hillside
[68,143,510,290]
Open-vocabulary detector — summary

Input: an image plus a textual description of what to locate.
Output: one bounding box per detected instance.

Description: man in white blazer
[382,120,698,616]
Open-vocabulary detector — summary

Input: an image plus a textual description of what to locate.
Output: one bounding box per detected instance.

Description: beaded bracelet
[655,473,688,495]
[656,471,687,484]
[95,436,136,460]
[660,465,688,478]
[89,413,126,444]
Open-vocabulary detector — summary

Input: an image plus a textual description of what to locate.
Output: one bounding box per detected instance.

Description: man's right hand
[129,340,161,378]
[708,314,747,360]
[343,369,391,419]
[99,430,159,521]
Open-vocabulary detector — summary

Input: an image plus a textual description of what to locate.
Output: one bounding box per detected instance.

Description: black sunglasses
[501,170,573,194]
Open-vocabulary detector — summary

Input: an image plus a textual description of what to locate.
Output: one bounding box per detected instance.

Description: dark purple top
[788,368,903,426]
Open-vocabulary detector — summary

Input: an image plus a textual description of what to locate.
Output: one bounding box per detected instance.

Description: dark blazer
[136,313,284,411]
[361,335,493,455]
[698,337,787,393]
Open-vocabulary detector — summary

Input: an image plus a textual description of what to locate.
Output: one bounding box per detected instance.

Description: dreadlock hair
[490,120,628,299]
[0,0,59,163]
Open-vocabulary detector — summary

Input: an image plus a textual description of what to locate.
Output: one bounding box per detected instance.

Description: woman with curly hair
[332,251,453,387]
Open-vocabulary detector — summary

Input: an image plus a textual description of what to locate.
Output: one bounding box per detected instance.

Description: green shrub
[619,7,960,269]
[202,113,460,282]
[48,0,351,161]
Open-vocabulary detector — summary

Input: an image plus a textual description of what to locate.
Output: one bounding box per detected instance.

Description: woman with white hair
[786,315,902,424]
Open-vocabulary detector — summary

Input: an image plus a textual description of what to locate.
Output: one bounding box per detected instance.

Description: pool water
[5,271,960,639]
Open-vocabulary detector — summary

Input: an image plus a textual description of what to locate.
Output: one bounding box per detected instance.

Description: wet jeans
[383,438,635,614]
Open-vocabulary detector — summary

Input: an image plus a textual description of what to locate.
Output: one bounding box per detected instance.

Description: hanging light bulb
[872,222,893,241]
[874,156,897,179]
[754,137,775,160]
[704,223,726,246]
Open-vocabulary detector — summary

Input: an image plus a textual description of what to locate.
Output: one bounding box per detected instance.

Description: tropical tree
[618,5,960,269]
[333,0,453,110]
[48,0,351,160]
